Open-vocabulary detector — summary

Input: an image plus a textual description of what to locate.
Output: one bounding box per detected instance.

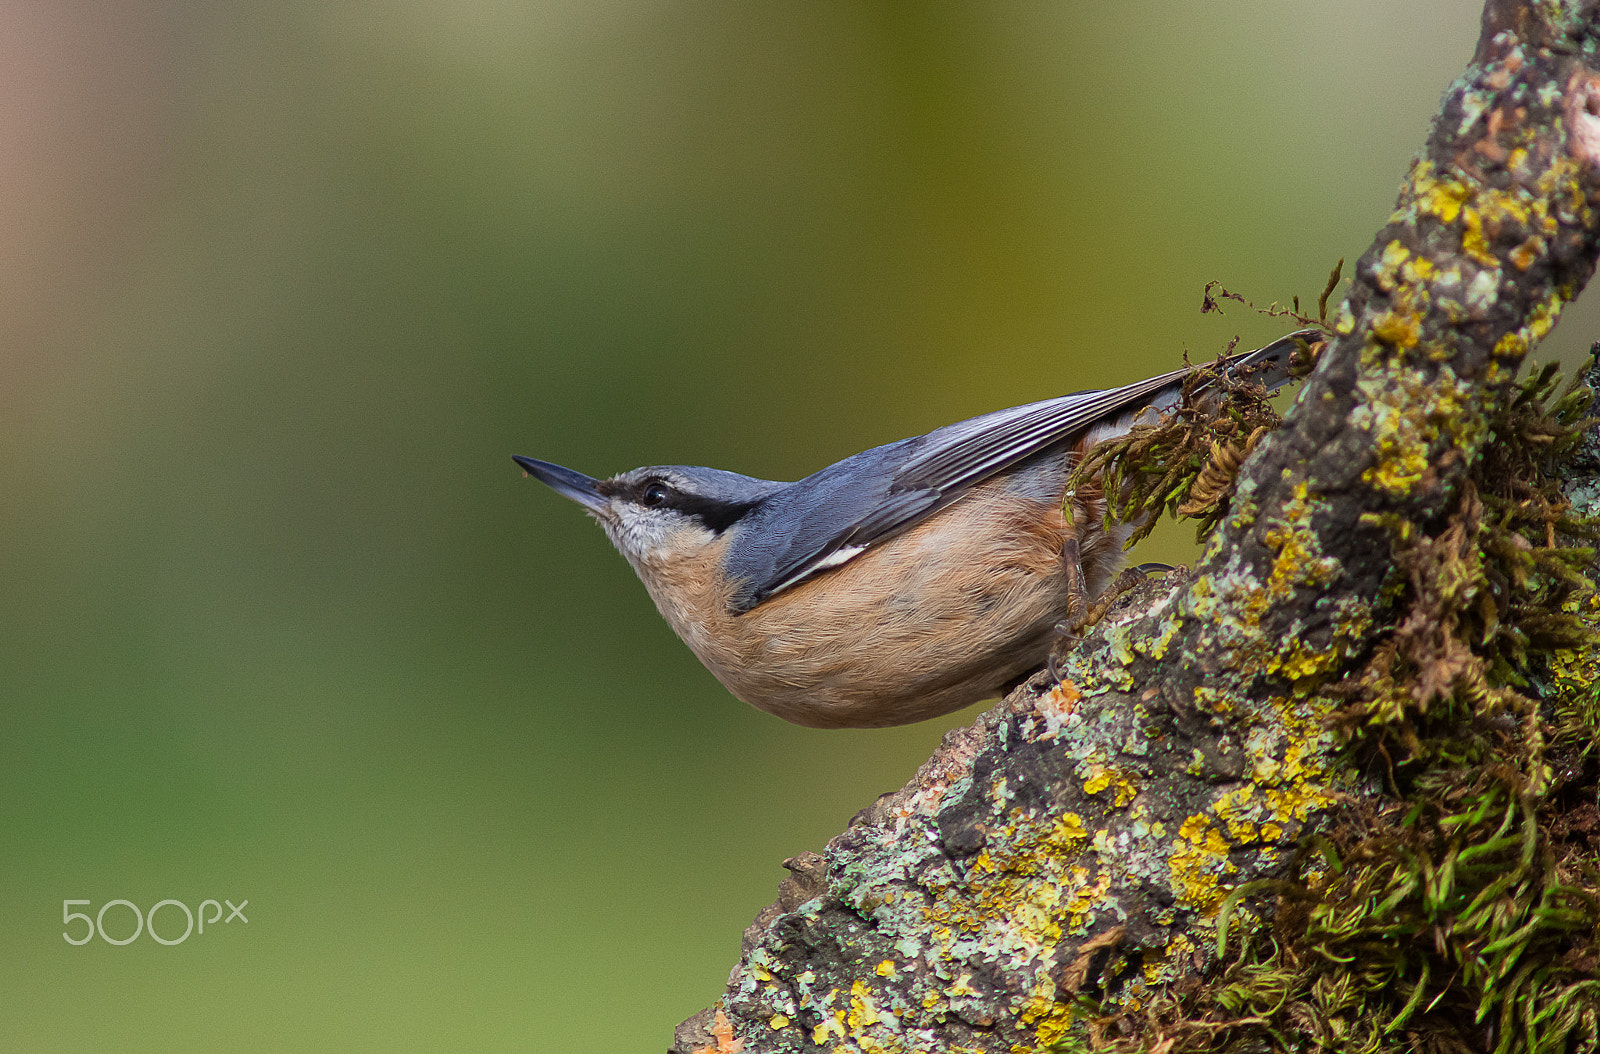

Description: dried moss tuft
[1068,335,1324,549]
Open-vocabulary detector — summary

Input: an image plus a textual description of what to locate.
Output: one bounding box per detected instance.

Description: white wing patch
[762,544,868,597]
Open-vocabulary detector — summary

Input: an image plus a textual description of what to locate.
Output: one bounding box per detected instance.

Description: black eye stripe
[599,476,758,533]
[669,493,757,533]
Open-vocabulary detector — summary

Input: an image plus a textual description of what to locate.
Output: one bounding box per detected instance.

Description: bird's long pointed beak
[512,455,609,515]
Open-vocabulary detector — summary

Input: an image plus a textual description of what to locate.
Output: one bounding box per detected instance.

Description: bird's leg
[1066,560,1185,639]
[1072,566,1151,634]
[1060,534,1089,627]
[1045,533,1091,684]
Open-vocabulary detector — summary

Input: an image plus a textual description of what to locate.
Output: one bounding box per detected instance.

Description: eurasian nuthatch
[515,330,1310,728]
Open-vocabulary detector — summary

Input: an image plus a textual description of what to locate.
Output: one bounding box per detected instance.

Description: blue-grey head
[512,456,787,576]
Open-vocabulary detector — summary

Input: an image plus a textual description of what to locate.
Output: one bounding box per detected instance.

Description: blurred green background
[4,1,1595,1050]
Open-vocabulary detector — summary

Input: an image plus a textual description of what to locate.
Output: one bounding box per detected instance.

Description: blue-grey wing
[724,447,945,610]
[726,329,1314,611]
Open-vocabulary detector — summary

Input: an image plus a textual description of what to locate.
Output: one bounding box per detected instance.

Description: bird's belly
[675,479,1109,728]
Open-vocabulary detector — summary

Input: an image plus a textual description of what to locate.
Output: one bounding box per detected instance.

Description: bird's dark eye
[639,481,673,508]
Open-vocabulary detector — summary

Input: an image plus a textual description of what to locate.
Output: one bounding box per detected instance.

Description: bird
[514,330,1313,728]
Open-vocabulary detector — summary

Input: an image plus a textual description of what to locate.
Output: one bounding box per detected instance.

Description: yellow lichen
[1081,764,1138,807]
[1495,331,1530,358]
[1352,363,1484,496]
[1178,814,1211,842]
[1402,255,1436,284]
[1510,234,1544,270]
[847,980,881,1030]
[1333,300,1356,334]
[1372,308,1422,349]
[1052,812,1088,852]
[1064,868,1114,929]
[1374,240,1411,291]
[1262,481,1341,602]
[812,1007,846,1044]
[1412,161,1473,223]
[1031,1001,1076,1047]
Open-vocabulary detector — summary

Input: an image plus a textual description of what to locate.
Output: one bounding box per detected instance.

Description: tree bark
[672,2,1600,1050]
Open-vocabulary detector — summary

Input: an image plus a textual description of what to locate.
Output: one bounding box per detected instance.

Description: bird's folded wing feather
[732,330,1314,610]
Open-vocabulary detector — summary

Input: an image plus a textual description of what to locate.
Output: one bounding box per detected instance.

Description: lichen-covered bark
[670,3,1600,1051]
[672,595,1350,1054]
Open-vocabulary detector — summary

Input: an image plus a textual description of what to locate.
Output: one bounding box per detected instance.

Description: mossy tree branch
[672,3,1600,1051]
